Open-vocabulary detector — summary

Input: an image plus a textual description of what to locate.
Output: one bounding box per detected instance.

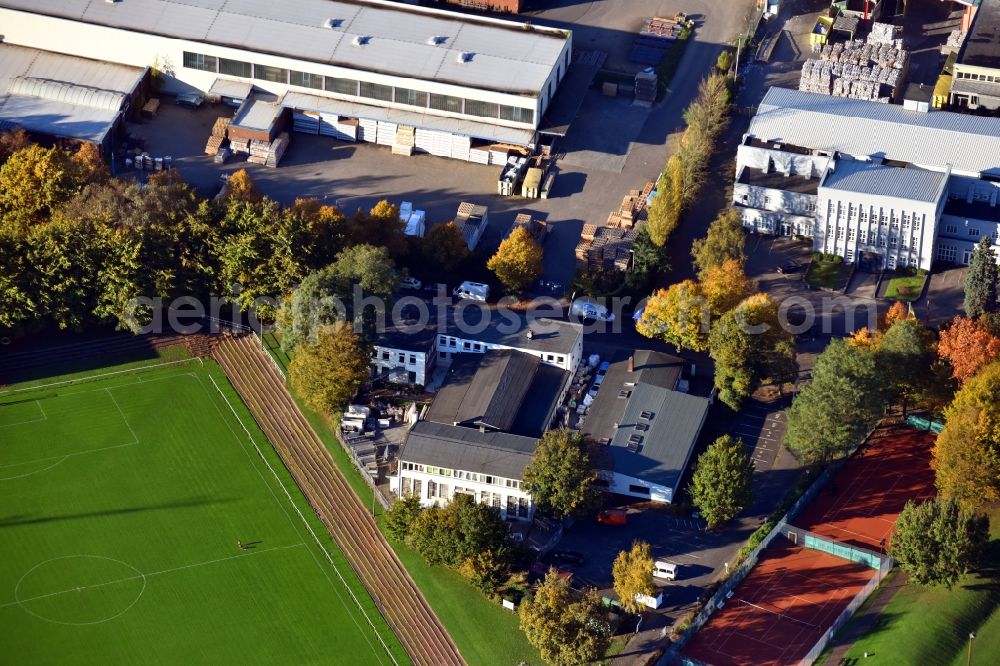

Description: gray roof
[427,351,538,431]
[750,87,1000,176]
[2,0,569,96]
[582,351,707,491]
[607,385,709,491]
[445,311,583,356]
[281,91,535,145]
[400,421,537,480]
[820,159,948,204]
[231,93,282,132]
[950,76,1000,98]
[0,43,143,143]
[960,0,1000,69]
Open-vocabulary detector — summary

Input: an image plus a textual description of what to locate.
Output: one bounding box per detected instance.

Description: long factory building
[0,0,572,159]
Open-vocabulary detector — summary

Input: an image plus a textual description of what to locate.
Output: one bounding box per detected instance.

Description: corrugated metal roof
[950,77,1000,97]
[399,421,537,480]
[821,159,948,203]
[0,43,143,143]
[281,90,535,145]
[209,78,254,100]
[1,0,569,95]
[751,87,1000,176]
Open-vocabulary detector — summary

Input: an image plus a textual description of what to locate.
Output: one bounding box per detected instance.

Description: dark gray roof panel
[400,421,537,479]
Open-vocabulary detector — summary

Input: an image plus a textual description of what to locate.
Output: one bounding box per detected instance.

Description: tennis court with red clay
[794,426,936,551]
[682,425,936,665]
[683,541,876,665]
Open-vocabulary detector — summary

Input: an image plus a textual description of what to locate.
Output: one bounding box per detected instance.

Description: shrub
[812,252,823,261]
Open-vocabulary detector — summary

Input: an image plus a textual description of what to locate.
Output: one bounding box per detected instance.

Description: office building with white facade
[0,0,572,156]
[735,87,1000,270]
[393,421,537,520]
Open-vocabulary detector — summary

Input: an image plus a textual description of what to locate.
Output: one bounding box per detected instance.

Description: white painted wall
[0,8,540,131]
[603,471,672,503]
[435,331,582,372]
[392,468,534,520]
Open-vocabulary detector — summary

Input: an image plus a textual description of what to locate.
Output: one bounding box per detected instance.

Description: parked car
[400,276,422,290]
[596,509,627,526]
[175,92,204,109]
[541,550,585,568]
[777,261,802,274]
[652,560,678,581]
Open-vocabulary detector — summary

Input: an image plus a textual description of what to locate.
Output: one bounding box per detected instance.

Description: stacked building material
[866,22,897,46]
[293,110,320,134]
[634,68,657,104]
[574,182,654,270]
[497,155,528,196]
[265,133,289,168]
[943,29,966,54]
[469,142,491,165]
[247,139,270,164]
[204,134,225,156]
[229,138,250,154]
[629,15,684,65]
[802,39,909,101]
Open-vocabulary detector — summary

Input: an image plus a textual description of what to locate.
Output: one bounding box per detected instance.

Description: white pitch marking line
[105,389,140,446]
[0,400,48,428]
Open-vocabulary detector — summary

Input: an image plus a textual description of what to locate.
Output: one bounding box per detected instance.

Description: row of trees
[646,73,732,248]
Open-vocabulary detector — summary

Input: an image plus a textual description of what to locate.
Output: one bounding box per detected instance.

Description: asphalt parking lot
[124,0,753,289]
[729,398,788,471]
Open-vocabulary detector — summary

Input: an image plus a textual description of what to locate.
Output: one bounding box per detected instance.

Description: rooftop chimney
[627,356,634,372]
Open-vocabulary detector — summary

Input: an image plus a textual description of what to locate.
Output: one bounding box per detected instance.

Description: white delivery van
[570,298,615,322]
[453,281,490,302]
[652,561,678,581]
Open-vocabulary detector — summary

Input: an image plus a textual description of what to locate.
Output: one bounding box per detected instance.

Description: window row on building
[400,476,530,516]
[183,51,535,124]
[436,335,567,365]
[400,461,521,489]
[375,349,420,366]
[954,70,1000,84]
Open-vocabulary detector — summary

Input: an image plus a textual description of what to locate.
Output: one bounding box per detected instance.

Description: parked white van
[453,281,490,302]
[652,561,678,581]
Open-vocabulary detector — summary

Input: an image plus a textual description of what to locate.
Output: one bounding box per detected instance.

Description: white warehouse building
[735,87,1000,270]
[0,0,572,157]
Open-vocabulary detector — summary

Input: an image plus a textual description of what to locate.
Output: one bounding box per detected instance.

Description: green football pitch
[0,357,408,665]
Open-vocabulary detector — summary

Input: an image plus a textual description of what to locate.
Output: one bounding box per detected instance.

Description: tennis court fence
[784,525,889,570]
[799,552,894,664]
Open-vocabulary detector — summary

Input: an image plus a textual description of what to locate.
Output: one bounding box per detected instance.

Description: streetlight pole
[968,631,976,666]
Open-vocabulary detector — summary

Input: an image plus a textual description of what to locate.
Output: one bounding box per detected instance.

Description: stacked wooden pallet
[204,135,225,156]
[247,139,271,164]
[358,118,378,143]
[212,117,231,138]
[230,138,250,154]
[469,142,491,165]
[265,133,289,168]
[376,122,397,146]
[574,182,654,270]
[293,111,320,134]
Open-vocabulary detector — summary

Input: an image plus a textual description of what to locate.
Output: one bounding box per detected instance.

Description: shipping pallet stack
[392,125,415,156]
[247,139,270,165]
[204,116,230,156]
[293,111,320,134]
[574,182,654,270]
[802,38,909,101]
[264,132,289,168]
[629,15,685,65]
[229,138,250,155]
[635,68,658,105]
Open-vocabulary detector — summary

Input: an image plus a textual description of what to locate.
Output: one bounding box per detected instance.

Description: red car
[596,509,627,526]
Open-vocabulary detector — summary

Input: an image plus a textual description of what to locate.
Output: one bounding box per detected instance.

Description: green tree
[612,540,655,614]
[421,221,469,274]
[785,339,886,463]
[519,571,611,666]
[288,323,368,416]
[626,227,667,293]
[646,155,683,247]
[458,548,511,596]
[384,493,422,541]
[879,317,934,414]
[709,293,796,410]
[690,435,754,528]
[487,225,543,293]
[353,199,409,260]
[889,497,989,589]
[692,207,746,279]
[0,128,31,165]
[521,430,600,520]
[964,235,998,319]
[636,280,710,351]
[405,494,511,570]
[934,361,1000,509]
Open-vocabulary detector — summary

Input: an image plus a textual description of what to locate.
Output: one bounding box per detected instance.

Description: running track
[215,335,463,666]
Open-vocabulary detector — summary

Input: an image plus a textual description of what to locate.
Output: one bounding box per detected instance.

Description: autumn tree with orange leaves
[937,315,1000,383]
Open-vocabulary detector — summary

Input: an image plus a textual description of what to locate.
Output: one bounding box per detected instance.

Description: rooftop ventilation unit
[324,19,343,29]
[639,410,655,421]
[634,423,650,433]
[352,35,371,47]
[427,35,447,46]
[618,390,631,399]
[457,52,474,63]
